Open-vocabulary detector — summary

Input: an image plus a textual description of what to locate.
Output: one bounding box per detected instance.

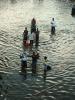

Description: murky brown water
[0,0,75,100]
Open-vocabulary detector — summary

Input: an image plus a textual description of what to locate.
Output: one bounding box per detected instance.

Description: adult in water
[28,32,34,46]
[31,51,39,75]
[51,18,56,35]
[31,18,36,33]
[23,27,28,45]
[35,28,40,46]
[20,52,27,79]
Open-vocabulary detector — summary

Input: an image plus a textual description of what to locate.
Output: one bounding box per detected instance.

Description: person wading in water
[23,27,28,46]
[35,28,40,46]
[31,51,39,75]
[51,18,56,35]
[20,52,28,79]
[43,56,51,80]
[31,18,36,33]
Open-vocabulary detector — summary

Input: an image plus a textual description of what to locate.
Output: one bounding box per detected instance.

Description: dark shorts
[51,27,55,34]
[21,61,27,68]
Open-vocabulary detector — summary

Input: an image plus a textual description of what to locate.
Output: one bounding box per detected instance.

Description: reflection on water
[0,0,75,100]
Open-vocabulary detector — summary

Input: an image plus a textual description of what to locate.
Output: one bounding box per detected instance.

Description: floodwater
[0,0,75,100]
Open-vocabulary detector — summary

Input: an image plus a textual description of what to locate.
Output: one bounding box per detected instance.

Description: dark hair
[44,56,47,60]
[25,27,27,29]
[52,18,54,21]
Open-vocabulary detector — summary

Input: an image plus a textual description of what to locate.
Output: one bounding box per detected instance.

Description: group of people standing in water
[20,18,55,79]
[20,18,40,79]
[20,51,51,80]
[23,17,56,47]
[23,18,40,47]
[20,51,39,78]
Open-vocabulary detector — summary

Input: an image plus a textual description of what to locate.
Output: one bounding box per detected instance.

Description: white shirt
[22,55,27,61]
[20,53,27,61]
[51,20,56,27]
[28,33,34,40]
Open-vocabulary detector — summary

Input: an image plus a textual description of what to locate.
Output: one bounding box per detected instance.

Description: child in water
[43,56,48,80]
[43,56,51,80]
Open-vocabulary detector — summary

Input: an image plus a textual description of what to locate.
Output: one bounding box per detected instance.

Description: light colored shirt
[51,20,56,27]
[28,33,34,40]
[43,60,48,70]
[20,53,27,61]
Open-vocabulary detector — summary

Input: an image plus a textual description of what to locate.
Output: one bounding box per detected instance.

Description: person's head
[25,27,27,30]
[33,52,35,55]
[52,18,54,21]
[44,56,47,60]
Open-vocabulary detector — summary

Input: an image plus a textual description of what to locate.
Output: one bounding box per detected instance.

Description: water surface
[0,0,75,100]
